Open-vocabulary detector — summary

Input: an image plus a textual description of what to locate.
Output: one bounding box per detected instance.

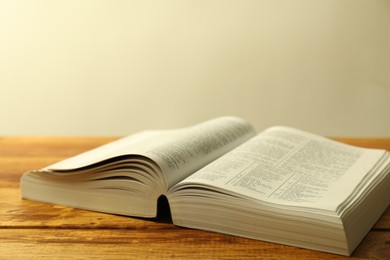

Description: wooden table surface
[1,136,389,259]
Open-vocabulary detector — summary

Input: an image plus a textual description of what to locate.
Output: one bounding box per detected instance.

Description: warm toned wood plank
[1,136,389,259]
[1,228,385,260]
[1,184,389,230]
[1,137,389,188]
[0,136,116,187]
[353,231,390,259]
[332,138,390,151]
[0,189,367,259]
[0,136,116,157]
[0,157,60,187]
[1,187,389,259]
[2,137,389,227]
[374,206,390,229]
[0,188,161,229]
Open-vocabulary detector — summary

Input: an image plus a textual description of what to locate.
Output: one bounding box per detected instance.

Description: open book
[20,117,390,256]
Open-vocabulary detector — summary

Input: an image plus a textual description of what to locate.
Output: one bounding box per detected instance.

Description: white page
[46,130,165,170]
[46,116,256,188]
[179,126,388,210]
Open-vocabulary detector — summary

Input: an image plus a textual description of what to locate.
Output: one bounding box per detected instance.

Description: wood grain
[1,136,389,259]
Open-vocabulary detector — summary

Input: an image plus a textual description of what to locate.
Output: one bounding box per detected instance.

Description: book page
[46,130,166,170]
[47,116,256,189]
[144,117,256,187]
[177,126,388,210]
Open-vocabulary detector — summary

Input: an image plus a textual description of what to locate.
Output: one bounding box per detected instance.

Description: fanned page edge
[45,130,166,171]
[20,116,257,217]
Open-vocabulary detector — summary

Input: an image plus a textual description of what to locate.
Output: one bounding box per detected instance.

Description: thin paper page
[179,126,387,210]
[46,117,256,188]
[141,117,256,187]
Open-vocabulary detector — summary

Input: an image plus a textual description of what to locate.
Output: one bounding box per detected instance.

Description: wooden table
[1,136,389,259]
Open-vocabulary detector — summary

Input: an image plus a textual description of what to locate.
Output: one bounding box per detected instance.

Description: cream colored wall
[1,0,389,136]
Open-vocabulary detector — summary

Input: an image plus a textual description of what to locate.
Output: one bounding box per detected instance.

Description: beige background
[1,0,389,137]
